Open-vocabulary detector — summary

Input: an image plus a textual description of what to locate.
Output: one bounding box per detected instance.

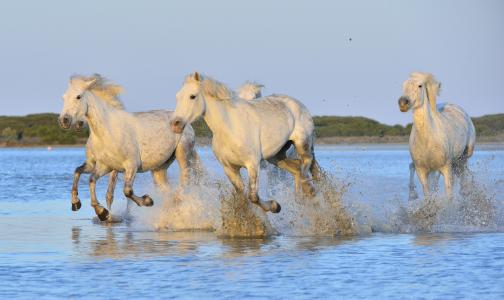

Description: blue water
[0,145,503,299]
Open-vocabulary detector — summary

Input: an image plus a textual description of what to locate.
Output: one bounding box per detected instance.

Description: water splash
[125,154,502,236]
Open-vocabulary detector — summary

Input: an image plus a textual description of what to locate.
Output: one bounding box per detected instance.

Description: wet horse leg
[151,168,169,194]
[293,139,316,196]
[416,166,430,198]
[246,162,281,213]
[222,163,245,194]
[175,141,191,189]
[267,142,303,192]
[89,164,112,221]
[408,162,419,200]
[440,165,454,200]
[71,161,94,211]
[123,168,154,207]
[105,170,119,211]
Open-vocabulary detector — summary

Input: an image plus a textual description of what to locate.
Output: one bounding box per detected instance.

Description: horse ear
[194,72,200,82]
[85,77,98,90]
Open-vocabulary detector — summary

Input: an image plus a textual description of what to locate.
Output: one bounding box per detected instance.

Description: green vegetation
[0,113,88,145]
[1,113,503,146]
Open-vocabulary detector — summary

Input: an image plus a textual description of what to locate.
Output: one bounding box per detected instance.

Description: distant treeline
[1,113,503,145]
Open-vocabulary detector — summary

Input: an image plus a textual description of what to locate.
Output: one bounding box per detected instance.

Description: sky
[0,0,502,125]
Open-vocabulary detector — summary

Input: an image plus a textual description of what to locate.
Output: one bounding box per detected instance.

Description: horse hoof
[71,201,81,211]
[142,195,154,207]
[97,208,110,222]
[271,201,281,213]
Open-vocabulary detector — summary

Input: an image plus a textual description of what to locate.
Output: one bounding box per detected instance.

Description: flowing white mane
[186,74,234,101]
[410,72,441,111]
[71,74,125,110]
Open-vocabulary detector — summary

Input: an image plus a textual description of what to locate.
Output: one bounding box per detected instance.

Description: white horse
[398,72,476,199]
[59,74,198,221]
[237,81,263,99]
[170,72,319,213]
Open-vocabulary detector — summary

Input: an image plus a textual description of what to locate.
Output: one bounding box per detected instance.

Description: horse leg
[416,167,430,198]
[174,141,191,188]
[222,164,245,194]
[266,143,303,192]
[458,159,473,197]
[71,161,94,211]
[105,170,119,211]
[440,165,454,200]
[89,165,112,221]
[151,168,169,194]
[408,162,419,201]
[429,171,441,193]
[123,168,154,207]
[293,139,316,196]
[246,163,281,213]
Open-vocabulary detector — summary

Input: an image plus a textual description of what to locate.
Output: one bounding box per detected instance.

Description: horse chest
[410,140,448,169]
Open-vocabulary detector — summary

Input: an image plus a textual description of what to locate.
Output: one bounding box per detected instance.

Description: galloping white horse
[59,74,198,221]
[170,72,319,213]
[398,72,476,199]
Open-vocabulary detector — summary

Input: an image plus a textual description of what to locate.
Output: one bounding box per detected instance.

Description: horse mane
[186,74,234,101]
[410,72,441,112]
[71,74,125,110]
[237,81,264,100]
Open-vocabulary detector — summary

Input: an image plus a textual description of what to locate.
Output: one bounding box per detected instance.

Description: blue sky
[0,0,502,125]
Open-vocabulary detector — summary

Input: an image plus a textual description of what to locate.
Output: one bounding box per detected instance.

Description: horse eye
[418,85,422,88]
[190,95,196,100]
[76,95,82,100]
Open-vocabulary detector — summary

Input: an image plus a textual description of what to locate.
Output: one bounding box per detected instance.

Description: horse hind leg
[293,139,316,196]
[106,171,119,211]
[267,141,303,192]
[151,168,169,194]
[455,148,472,196]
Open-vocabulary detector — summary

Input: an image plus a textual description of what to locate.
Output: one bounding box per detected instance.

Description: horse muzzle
[398,97,410,112]
[74,120,85,132]
[59,115,72,130]
[170,118,185,134]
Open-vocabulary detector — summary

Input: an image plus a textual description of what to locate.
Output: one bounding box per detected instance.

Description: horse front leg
[222,164,245,194]
[408,162,419,201]
[440,165,454,200]
[246,163,281,213]
[89,165,112,221]
[105,171,119,211]
[71,161,94,211]
[123,168,154,207]
[416,167,430,198]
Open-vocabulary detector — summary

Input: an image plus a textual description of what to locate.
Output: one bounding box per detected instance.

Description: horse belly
[134,112,178,171]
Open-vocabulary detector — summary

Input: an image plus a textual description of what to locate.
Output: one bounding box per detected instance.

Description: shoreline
[1,139,502,150]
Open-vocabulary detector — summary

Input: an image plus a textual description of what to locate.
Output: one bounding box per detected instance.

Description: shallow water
[1,145,503,298]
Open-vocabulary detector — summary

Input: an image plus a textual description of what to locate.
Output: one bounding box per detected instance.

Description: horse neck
[202,96,233,137]
[85,94,115,140]
[412,92,440,141]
